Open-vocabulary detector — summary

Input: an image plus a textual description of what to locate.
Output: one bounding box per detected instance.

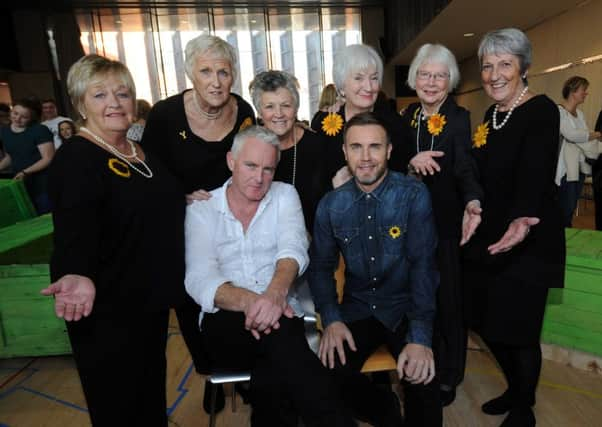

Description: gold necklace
[192,90,223,120]
[80,127,153,178]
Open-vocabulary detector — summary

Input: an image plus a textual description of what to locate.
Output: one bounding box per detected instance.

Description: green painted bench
[0,179,36,228]
[542,228,602,356]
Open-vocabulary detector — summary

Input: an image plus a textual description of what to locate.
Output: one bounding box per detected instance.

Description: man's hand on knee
[397,343,435,385]
[319,321,357,369]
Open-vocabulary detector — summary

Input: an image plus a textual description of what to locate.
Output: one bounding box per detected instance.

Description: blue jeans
[559,173,585,227]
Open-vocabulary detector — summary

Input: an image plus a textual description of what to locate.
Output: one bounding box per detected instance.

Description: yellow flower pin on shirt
[427,113,446,136]
[321,113,344,136]
[108,158,131,178]
[179,130,187,140]
[389,225,401,239]
[239,117,253,131]
[473,121,490,148]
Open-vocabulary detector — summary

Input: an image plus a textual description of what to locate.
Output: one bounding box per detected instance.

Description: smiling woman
[249,70,331,232]
[42,54,187,427]
[463,28,565,427]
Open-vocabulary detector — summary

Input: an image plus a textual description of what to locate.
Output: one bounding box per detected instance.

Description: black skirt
[463,263,549,346]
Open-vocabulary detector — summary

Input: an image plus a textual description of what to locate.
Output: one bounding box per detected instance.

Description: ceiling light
[463,32,474,37]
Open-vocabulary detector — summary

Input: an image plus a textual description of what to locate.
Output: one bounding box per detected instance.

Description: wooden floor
[1,199,599,427]
[1,317,602,427]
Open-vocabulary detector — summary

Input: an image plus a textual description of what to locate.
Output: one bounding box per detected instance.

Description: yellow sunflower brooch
[321,113,344,136]
[108,158,131,178]
[472,121,490,148]
[239,117,253,132]
[389,225,401,239]
[427,113,446,136]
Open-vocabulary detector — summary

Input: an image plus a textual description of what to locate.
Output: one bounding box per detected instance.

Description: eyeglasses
[416,71,450,82]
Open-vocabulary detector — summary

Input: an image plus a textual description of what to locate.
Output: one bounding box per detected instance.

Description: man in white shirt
[185,126,352,427]
[41,99,72,149]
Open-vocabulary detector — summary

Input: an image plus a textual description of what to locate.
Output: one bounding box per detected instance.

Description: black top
[49,136,186,312]
[463,95,565,288]
[273,127,331,232]
[141,91,256,193]
[311,105,407,180]
[400,97,483,238]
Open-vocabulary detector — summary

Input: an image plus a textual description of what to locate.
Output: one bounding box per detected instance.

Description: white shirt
[185,179,309,325]
[555,106,601,184]
[42,116,72,149]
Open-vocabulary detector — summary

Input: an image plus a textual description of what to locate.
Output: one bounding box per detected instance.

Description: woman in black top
[463,29,565,427]
[140,34,255,411]
[42,54,185,426]
[310,44,407,185]
[249,70,330,232]
[400,43,483,407]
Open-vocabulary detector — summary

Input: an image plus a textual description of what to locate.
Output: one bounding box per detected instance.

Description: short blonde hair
[67,54,136,123]
[185,34,238,82]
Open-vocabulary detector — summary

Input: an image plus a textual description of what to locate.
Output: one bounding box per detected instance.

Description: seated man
[309,113,442,427]
[185,126,353,427]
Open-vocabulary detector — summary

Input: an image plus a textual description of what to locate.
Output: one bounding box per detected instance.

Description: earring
[80,111,87,120]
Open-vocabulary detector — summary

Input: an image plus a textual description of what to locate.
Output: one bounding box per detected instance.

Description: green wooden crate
[0,214,53,265]
[0,264,71,358]
[0,179,36,228]
[542,228,602,356]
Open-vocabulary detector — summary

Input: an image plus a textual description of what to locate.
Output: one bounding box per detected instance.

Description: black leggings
[485,339,542,408]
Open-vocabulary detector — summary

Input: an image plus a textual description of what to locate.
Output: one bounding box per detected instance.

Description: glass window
[76,7,362,121]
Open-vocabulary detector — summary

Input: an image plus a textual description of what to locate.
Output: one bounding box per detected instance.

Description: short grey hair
[407,43,460,91]
[249,70,300,113]
[231,125,281,162]
[478,28,532,76]
[185,34,238,82]
[333,44,383,94]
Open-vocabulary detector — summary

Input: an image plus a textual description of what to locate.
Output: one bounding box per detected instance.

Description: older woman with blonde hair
[401,43,483,407]
[42,54,186,426]
[141,33,255,413]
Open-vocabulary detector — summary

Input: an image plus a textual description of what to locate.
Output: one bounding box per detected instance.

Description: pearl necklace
[80,127,153,178]
[192,90,223,120]
[81,126,137,158]
[492,86,529,130]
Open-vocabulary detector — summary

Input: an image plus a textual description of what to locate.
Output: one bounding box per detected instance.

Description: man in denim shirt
[309,113,441,426]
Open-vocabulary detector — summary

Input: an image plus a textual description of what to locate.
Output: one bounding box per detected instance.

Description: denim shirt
[309,171,439,347]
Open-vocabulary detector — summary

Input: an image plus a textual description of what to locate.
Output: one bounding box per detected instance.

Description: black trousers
[433,239,467,390]
[66,309,169,427]
[175,293,210,374]
[332,317,442,427]
[201,311,353,427]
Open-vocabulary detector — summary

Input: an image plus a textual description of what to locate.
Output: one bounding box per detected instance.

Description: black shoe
[482,390,513,415]
[500,407,535,427]
[203,380,225,414]
[440,388,456,407]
